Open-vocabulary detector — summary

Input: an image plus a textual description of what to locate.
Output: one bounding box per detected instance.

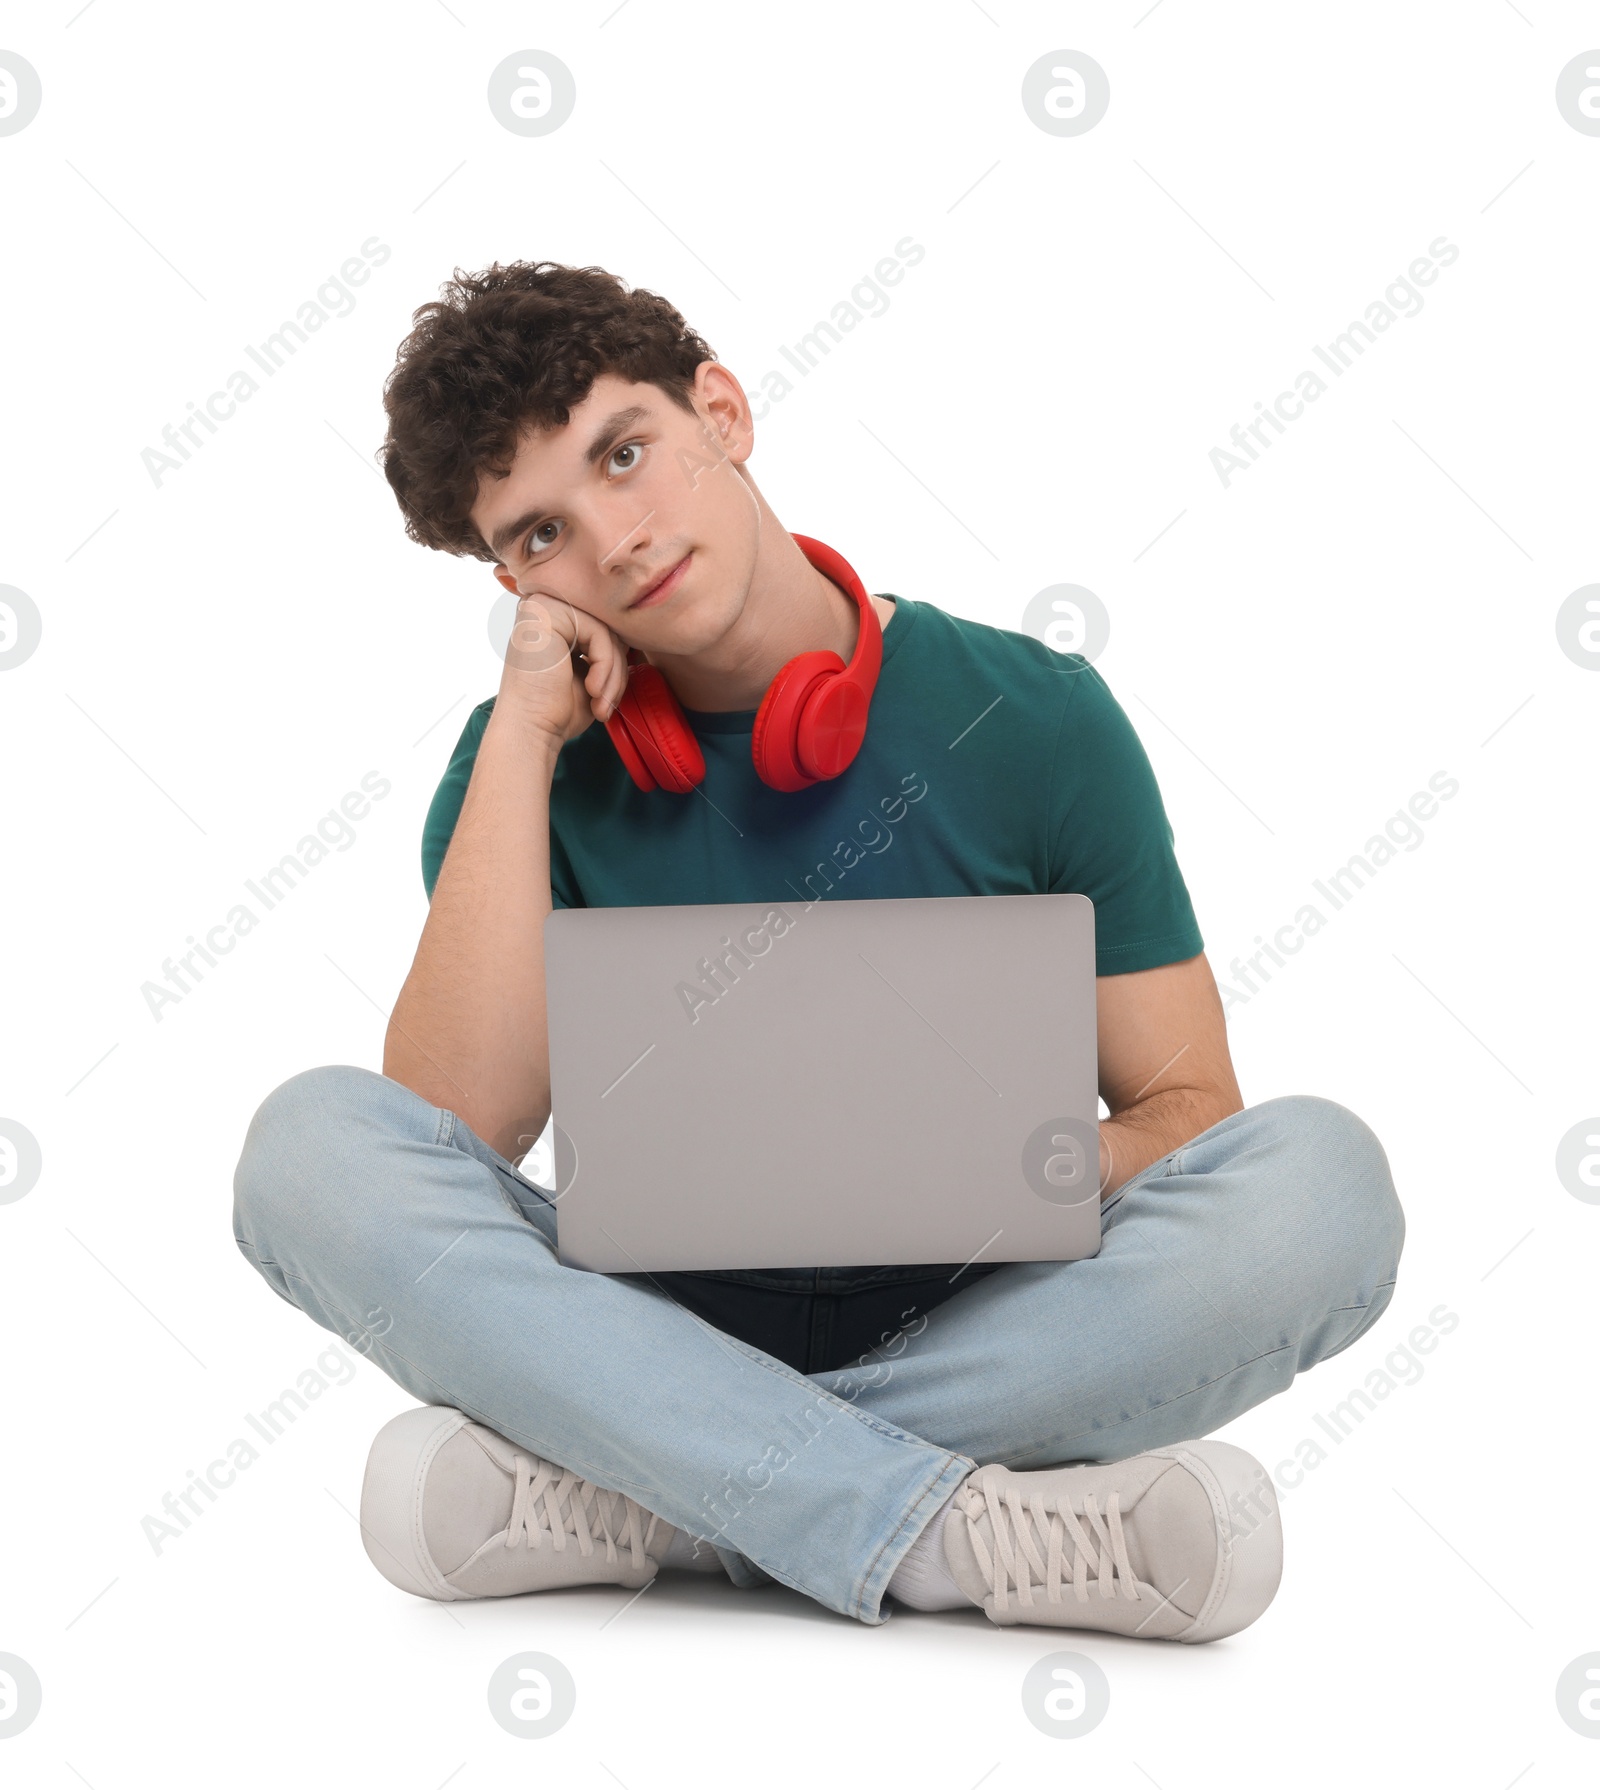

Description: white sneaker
[942,1441,1283,1641]
[359,1405,707,1601]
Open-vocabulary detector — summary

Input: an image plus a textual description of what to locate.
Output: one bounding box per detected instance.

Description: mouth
[627,552,692,611]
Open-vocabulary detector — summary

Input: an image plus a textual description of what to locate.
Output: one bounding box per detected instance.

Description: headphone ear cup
[797,671,872,780]
[751,650,843,792]
[606,663,705,794]
[604,693,658,792]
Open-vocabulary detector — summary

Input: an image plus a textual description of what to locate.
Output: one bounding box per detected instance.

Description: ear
[693,361,755,468]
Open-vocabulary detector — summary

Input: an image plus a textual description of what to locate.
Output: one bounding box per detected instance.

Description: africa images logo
[1209,236,1460,488]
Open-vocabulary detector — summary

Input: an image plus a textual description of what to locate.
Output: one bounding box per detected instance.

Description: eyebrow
[487,405,653,561]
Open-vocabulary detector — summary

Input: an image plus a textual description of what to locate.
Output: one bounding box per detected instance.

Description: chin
[636,580,741,655]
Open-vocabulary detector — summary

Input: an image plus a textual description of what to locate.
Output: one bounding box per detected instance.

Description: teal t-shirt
[421,595,1204,978]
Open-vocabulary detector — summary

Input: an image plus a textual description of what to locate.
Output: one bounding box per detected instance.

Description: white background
[1,1,1596,1783]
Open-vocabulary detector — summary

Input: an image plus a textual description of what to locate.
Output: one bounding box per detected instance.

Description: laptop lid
[545,892,1100,1273]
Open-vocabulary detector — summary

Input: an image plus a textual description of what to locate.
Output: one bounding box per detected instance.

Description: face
[474,363,762,652]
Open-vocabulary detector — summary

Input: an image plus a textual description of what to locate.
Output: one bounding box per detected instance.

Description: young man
[232,262,1404,1634]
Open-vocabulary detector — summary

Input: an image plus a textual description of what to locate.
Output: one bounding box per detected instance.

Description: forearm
[1098,1084,1243,1198]
[385,704,563,1160]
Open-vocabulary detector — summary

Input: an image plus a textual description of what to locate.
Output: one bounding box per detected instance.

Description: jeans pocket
[1099,1146,1184,1224]
[489,1162,559,1240]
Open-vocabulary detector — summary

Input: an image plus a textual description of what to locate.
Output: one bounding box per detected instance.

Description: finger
[569,651,608,719]
[506,597,570,675]
[607,645,630,719]
[575,619,627,721]
[590,631,626,723]
[590,655,622,723]
[587,661,611,719]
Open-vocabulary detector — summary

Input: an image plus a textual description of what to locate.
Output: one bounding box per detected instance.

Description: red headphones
[603,534,884,794]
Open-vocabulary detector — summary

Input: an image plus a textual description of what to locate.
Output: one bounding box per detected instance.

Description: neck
[645,490,888,712]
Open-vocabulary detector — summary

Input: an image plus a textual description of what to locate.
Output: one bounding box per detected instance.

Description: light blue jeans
[231,1068,1404,1624]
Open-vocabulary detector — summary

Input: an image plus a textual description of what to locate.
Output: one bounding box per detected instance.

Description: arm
[383,594,632,1163]
[384,705,564,1162]
[1094,951,1243,1197]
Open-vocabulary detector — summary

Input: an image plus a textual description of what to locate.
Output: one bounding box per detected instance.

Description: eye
[608,440,643,475]
[525,517,565,557]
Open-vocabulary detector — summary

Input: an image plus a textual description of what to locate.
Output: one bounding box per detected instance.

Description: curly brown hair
[380,261,716,562]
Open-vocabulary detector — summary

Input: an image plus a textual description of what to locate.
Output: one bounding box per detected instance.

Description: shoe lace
[506,1453,665,1574]
[957,1473,1142,1616]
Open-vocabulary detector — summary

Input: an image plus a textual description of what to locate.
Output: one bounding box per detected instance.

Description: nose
[595,505,657,580]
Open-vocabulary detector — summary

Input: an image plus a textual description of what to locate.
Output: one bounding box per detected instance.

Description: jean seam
[485,1167,542,1227]
[1038,1340,1298,1455]
[1039,1274,1397,1456]
[275,1267,373,1357]
[499,1165,557,1213]
[1326,1284,1396,1316]
[270,1257,949,1529]
[435,1106,548,1229]
[1100,1145,1183,1220]
[851,1450,975,1621]
[234,1235,302,1308]
[1317,1280,1400,1363]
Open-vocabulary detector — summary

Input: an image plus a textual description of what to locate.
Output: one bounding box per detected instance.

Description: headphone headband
[789,533,883,700]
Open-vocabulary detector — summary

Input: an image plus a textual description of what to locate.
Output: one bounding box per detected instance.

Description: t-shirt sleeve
[421,703,490,899]
[1046,662,1205,976]
[419,699,580,909]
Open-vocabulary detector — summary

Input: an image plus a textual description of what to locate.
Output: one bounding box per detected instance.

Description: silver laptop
[543,892,1101,1273]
